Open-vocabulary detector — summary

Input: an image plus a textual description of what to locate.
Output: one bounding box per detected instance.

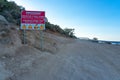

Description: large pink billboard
[21,10,45,30]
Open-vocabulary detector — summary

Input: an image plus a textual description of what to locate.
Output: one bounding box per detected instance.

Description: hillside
[0,0,120,80]
[0,17,73,80]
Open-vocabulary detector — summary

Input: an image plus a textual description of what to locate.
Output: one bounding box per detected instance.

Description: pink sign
[21,10,45,24]
[21,10,45,30]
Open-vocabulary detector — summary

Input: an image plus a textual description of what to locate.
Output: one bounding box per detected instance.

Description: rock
[0,15,11,44]
[0,15,9,25]
[0,15,10,31]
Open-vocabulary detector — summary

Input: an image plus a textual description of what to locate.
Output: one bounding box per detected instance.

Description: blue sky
[9,0,120,41]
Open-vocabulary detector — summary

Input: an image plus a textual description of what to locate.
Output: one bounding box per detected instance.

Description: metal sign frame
[21,10,45,50]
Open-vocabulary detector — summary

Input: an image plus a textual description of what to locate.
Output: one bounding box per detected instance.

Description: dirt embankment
[0,18,73,80]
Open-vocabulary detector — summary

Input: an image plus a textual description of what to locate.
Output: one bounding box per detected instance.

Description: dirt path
[14,39,120,80]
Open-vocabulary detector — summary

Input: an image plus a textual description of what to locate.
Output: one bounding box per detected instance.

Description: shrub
[0,0,24,25]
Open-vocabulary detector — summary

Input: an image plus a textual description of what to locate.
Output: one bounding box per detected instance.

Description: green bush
[0,0,23,25]
[45,22,76,38]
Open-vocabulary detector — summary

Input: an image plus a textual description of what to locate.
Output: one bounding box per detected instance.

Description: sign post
[23,29,26,44]
[40,30,43,50]
[21,10,45,49]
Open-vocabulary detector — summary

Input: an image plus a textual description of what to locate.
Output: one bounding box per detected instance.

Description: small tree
[64,28,75,38]
[93,37,98,41]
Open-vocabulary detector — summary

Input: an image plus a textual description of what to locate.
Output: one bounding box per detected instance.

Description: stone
[0,15,9,25]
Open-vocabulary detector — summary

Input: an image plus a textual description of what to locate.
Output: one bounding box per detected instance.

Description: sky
[8,0,120,41]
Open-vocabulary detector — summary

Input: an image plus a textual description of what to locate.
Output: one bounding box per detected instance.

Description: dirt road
[15,39,120,80]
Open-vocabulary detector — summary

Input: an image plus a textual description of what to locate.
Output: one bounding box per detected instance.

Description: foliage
[45,22,76,38]
[0,0,24,25]
[93,37,98,41]
[0,0,76,38]
[64,28,75,37]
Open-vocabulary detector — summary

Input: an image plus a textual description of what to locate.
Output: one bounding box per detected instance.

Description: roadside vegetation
[0,0,77,38]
